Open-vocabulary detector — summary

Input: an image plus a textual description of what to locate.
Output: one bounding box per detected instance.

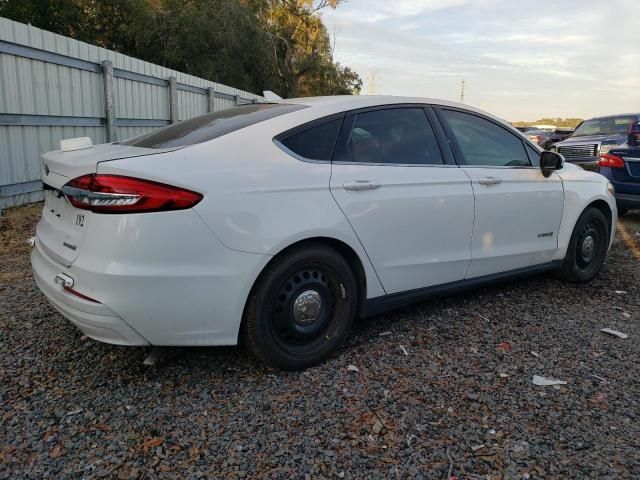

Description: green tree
[145,0,277,93]
[0,0,361,97]
[512,117,583,128]
[250,0,360,97]
[0,0,150,53]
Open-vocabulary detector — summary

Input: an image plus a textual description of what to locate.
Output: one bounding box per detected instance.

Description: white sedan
[32,96,616,369]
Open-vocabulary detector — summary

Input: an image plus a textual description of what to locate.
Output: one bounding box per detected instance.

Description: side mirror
[540,151,564,177]
[628,121,640,147]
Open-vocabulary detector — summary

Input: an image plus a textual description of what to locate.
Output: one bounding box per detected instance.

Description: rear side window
[334,108,444,165]
[121,103,307,149]
[440,109,530,167]
[279,118,343,161]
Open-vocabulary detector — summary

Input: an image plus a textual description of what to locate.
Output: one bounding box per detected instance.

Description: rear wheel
[242,244,357,370]
[557,207,609,283]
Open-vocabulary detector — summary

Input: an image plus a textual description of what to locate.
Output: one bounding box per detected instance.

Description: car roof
[283,95,502,122]
[583,113,640,120]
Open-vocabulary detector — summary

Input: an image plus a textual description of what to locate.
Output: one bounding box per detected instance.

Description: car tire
[242,244,358,370]
[556,207,609,283]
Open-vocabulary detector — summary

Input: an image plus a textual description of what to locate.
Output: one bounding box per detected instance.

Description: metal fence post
[169,76,178,123]
[207,87,216,113]
[101,61,116,142]
[234,94,240,106]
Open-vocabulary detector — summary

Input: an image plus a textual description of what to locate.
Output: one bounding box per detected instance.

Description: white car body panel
[40,143,180,189]
[462,167,564,278]
[99,134,387,299]
[554,163,617,259]
[34,205,271,346]
[30,95,617,347]
[330,163,474,294]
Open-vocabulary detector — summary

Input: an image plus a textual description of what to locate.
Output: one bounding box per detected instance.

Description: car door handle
[478,176,503,185]
[343,180,382,191]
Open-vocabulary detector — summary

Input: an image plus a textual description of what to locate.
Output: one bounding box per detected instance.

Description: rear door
[435,107,564,278]
[330,106,474,294]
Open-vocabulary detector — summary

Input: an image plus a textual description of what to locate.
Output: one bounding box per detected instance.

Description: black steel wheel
[575,221,600,270]
[557,207,609,283]
[242,244,357,369]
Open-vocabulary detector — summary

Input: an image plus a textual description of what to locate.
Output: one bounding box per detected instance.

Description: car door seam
[460,167,476,279]
[329,162,388,295]
[556,174,566,250]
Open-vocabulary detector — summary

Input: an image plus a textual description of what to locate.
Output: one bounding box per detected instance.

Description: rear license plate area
[44,190,87,232]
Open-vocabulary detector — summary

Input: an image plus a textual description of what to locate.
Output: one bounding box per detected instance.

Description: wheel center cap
[582,235,595,257]
[292,290,322,325]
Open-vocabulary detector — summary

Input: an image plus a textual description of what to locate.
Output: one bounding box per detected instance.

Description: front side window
[526,144,541,166]
[335,108,444,165]
[122,103,307,149]
[440,109,530,167]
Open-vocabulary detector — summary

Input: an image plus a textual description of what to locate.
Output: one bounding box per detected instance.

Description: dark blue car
[598,121,640,216]
[554,113,640,171]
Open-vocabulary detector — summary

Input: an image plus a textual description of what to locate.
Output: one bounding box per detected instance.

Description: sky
[322,0,640,122]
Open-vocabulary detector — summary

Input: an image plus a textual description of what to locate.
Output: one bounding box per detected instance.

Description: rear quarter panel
[98,118,386,299]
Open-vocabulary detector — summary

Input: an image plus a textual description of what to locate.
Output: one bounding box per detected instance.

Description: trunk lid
[37,142,180,266]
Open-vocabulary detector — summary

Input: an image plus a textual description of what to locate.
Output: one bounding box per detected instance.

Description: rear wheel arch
[239,237,368,339]
[239,239,363,368]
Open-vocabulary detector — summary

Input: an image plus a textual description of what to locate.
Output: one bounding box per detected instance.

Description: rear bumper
[31,242,150,345]
[615,193,640,209]
[30,209,271,347]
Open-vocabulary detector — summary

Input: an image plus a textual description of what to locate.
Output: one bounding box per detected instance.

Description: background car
[554,113,640,170]
[598,121,640,216]
[526,129,552,145]
[539,127,574,150]
[515,126,538,133]
[31,96,617,369]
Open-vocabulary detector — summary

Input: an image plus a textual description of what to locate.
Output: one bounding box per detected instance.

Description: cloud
[323,0,640,120]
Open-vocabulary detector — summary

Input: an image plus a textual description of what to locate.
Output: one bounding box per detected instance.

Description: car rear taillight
[629,121,640,147]
[62,174,202,214]
[598,153,625,168]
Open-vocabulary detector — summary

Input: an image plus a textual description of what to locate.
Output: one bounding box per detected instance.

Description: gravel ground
[1,204,640,479]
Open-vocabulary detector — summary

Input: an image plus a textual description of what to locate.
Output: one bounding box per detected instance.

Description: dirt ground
[1,204,640,479]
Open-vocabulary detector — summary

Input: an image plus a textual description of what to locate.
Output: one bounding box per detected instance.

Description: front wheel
[242,244,358,370]
[556,207,610,283]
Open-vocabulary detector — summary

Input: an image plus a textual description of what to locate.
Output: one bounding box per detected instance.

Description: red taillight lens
[598,153,625,169]
[63,174,202,213]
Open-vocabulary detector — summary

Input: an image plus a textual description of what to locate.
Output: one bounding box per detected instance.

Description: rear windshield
[121,103,307,148]
[573,116,638,137]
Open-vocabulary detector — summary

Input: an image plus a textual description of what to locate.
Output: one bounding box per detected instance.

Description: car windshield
[572,116,637,137]
[121,103,307,148]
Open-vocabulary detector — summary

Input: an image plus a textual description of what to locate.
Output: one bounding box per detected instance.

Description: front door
[330,106,475,294]
[436,108,564,278]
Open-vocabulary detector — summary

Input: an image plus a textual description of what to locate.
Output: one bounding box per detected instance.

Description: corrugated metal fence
[0,17,264,209]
